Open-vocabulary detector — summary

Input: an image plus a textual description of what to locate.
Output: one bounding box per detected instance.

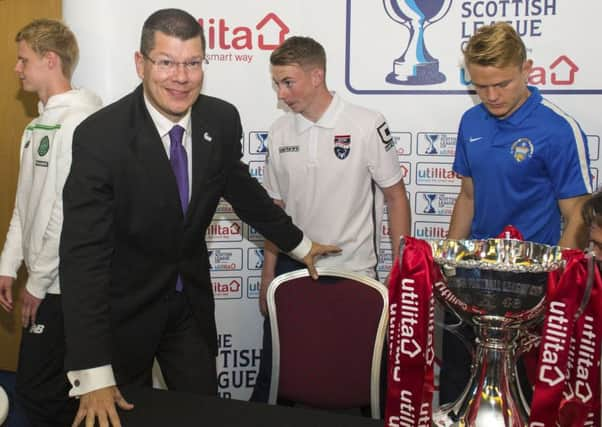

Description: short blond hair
[463,22,526,68]
[270,36,326,72]
[16,19,79,78]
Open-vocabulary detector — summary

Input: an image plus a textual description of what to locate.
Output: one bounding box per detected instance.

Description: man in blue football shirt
[443,22,592,404]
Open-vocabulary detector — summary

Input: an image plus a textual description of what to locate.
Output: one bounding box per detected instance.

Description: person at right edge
[443,22,592,405]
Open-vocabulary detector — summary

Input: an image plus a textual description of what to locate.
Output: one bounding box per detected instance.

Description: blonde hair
[463,22,526,68]
[16,19,79,78]
[270,36,326,72]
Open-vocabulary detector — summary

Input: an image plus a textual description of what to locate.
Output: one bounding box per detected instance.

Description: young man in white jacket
[0,19,101,426]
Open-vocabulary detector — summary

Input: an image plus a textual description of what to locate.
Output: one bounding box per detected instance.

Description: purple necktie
[169,125,188,291]
[169,125,188,213]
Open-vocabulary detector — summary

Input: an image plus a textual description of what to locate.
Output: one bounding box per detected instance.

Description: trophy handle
[424,0,453,28]
[382,0,412,29]
[515,329,541,357]
[399,236,474,351]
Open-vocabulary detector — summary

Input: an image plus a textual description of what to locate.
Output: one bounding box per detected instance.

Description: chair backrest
[0,385,8,425]
[267,268,388,419]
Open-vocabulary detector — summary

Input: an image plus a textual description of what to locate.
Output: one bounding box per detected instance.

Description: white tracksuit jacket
[0,89,102,298]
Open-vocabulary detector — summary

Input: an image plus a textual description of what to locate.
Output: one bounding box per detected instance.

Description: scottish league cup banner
[347,0,601,94]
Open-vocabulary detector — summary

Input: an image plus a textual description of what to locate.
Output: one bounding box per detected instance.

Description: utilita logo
[399,278,421,358]
[538,301,568,387]
[199,13,289,63]
[416,163,461,186]
[206,220,243,242]
[212,277,243,300]
[414,222,448,239]
[247,277,261,299]
[461,55,580,87]
[249,161,265,183]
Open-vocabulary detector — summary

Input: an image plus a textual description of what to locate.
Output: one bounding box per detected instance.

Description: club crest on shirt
[38,136,50,156]
[510,138,534,162]
[334,134,351,159]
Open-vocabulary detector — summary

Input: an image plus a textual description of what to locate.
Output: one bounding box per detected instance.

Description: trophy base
[432,403,524,427]
[386,60,446,85]
[432,331,529,427]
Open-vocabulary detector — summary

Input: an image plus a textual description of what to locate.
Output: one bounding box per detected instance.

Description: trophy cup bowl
[428,238,564,426]
[383,0,452,85]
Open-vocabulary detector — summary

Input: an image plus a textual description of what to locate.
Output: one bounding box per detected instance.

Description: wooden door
[0,0,62,371]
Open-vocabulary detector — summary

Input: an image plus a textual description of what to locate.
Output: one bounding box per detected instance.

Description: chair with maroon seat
[266,268,388,419]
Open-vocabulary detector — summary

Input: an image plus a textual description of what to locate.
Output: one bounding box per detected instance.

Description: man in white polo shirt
[251,36,411,402]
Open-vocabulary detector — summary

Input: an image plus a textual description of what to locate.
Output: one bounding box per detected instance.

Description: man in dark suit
[59,8,339,427]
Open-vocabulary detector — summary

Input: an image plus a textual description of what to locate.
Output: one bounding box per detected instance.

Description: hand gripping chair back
[266,268,388,419]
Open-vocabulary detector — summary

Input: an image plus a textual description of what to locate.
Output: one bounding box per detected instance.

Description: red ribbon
[497,224,525,240]
[557,253,602,427]
[529,250,602,427]
[385,237,439,427]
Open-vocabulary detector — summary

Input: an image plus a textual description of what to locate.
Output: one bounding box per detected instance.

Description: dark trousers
[115,290,217,396]
[16,294,77,427]
[250,255,305,403]
[438,312,474,405]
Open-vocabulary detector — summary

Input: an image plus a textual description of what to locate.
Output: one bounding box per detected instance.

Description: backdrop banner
[64,0,602,400]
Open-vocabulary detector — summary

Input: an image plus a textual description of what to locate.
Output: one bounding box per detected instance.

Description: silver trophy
[427,238,569,426]
[383,0,452,85]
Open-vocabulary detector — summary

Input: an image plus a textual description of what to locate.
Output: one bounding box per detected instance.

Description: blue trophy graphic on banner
[423,193,437,213]
[254,248,264,269]
[255,132,268,154]
[425,133,439,154]
[383,0,452,85]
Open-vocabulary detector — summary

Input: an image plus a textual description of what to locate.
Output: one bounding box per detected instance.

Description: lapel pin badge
[203,132,213,142]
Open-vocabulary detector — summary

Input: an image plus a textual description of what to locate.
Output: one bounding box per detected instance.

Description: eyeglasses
[143,54,208,73]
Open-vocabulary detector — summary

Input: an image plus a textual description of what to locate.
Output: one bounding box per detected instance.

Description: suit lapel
[189,95,215,215]
[129,86,183,218]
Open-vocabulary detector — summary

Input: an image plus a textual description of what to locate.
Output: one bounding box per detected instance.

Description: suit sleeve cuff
[288,235,312,262]
[67,365,116,397]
